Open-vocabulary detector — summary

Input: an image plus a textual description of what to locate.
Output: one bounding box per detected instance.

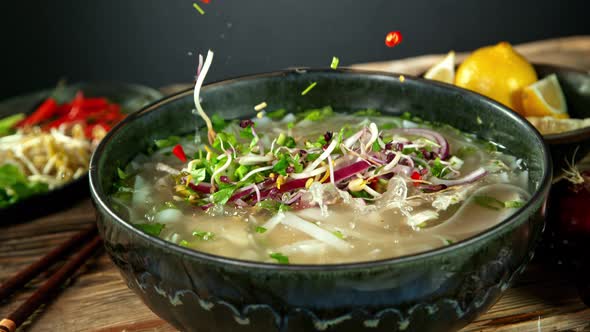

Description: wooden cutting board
[1,35,590,332]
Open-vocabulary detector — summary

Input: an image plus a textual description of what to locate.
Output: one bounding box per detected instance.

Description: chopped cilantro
[269,252,289,264]
[504,200,525,208]
[473,195,524,210]
[117,167,128,180]
[213,132,237,150]
[430,158,449,178]
[154,136,181,149]
[273,155,290,175]
[211,187,236,205]
[240,127,254,139]
[179,240,190,247]
[135,223,165,236]
[333,230,345,239]
[255,226,267,234]
[354,109,381,116]
[300,106,333,121]
[256,200,291,213]
[192,230,215,240]
[0,164,49,208]
[211,114,226,132]
[372,140,382,152]
[234,165,250,180]
[457,146,477,158]
[0,113,25,136]
[284,136,296,148]
[190,168,207,183]
[266,109,286,119]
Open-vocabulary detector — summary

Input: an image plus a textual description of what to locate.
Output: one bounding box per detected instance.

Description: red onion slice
[430,167,487,186]
[390,128,450,160]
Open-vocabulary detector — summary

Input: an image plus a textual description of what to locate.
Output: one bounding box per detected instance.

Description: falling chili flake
[193,3,205,15]
[301,82,317,96]
[330,56,339,69]
[201,0,210,3]
[385,31,403,48]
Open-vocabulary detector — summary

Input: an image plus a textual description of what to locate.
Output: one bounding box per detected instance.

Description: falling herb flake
[330,56,339,69]
[301,82,317,96]
[179,240,191,247]
[269,252,289,264]
[193,3,205,15]
[254,102,268,111]
[255,226,267,234]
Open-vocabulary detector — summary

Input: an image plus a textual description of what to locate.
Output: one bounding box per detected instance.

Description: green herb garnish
[255,226,267,234]
[211,187,236,205]
[211,114,227,132]
[154,136,182,149]
[474,195,525,210]
[136,223,165,236]
[0,164,49,208]
[0,113,25,136]
[269,252,289,264]
[192,230,215,240]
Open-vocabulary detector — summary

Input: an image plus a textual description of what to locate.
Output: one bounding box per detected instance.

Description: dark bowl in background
[532,64,590,172]
[90,69,552,332]
[0,82,163,223]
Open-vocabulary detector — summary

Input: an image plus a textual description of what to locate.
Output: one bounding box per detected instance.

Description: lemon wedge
[526,116,590,135]
[424,51,455,84]
[521,74,569,119]
[455,42,537,114]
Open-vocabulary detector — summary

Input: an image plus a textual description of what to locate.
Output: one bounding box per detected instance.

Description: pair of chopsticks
[0,225,102,332]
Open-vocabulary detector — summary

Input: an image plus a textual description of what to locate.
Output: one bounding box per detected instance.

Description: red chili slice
[172,144,188,162]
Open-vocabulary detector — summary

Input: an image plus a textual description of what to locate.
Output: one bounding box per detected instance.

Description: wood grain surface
[1,36,590,332]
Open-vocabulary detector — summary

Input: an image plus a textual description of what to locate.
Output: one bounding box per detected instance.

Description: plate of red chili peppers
[0,82,162,222]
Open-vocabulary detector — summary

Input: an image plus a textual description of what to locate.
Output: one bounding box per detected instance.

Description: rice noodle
[280,212,351,252]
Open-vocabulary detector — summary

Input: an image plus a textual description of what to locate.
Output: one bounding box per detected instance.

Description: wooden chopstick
[0,231,102,332]
[0,224,97,300]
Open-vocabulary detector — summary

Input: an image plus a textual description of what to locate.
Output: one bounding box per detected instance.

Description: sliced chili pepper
[411,171,421,186]
[19,98,58,126]
[172,144,188,163]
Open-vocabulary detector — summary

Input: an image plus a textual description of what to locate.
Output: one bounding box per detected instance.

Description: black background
[1,1,588,100]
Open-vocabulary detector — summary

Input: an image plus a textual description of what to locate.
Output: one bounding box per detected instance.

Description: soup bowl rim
[89,68,552,271]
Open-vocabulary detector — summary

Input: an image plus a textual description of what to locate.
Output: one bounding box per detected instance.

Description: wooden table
[2,36,590,332]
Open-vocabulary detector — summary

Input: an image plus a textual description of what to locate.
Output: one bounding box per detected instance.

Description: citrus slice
[526,116,590,135]
[521,74,569,119]
[455,42,537,114]
[424,51,455,84]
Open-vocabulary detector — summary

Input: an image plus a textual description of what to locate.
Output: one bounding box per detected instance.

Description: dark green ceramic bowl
[89,70,552,332]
